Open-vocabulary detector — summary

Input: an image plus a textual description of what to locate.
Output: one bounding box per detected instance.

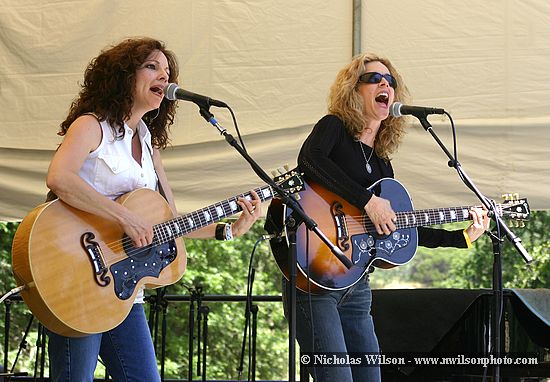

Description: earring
[150,108,160,121]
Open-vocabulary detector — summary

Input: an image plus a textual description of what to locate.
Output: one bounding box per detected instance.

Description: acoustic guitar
[267,177,530,294]
[11,169,303,337]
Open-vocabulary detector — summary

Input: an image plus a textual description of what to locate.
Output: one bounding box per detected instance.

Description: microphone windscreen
[164,83,178,100]
[389,102,402,117]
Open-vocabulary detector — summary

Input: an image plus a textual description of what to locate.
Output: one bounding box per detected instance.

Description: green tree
[442,210,550,289]
[1,211,548,379]
[371,211,550,290]
[156,221,288,380]
[0,220,290,380]
[1,222,41,374]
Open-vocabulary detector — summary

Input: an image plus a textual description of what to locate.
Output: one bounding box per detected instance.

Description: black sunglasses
[358,72,397,89]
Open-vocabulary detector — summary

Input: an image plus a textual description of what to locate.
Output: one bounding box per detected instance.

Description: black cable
[225,105,247,153]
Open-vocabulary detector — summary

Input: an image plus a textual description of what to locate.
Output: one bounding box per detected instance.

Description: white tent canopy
[1,0,549,222]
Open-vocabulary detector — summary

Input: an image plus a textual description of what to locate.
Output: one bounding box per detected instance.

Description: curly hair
[59,37,179,149]
[328,53,411,161]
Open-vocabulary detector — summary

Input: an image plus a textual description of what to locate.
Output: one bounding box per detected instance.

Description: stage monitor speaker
[371,288,550,381]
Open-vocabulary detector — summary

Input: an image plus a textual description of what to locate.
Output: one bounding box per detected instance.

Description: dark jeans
[46,304,160,382]
[284,277,381,382]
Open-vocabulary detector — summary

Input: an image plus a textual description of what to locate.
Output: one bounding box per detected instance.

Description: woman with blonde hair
[284,53,489,381]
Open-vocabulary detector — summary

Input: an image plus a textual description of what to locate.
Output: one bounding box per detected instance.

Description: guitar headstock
[499,193,530,227]
[272,165,304,198]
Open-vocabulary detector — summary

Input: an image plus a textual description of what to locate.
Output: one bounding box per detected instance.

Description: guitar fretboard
[395,205,474,229]
[152,185,275,245]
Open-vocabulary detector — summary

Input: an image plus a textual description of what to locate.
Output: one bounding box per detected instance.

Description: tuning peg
[512,193,519,200]
[501,193,511,201]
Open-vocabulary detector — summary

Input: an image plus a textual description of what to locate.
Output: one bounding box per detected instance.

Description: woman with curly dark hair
[45,37,262,381]
[285,53,489,381]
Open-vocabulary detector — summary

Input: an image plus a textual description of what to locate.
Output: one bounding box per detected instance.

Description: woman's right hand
[364,194,396,236]
[119,210,154,247]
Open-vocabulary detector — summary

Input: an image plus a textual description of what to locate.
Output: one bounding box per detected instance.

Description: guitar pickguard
[110,239,178,300]
[374,230,411,258]
[350,230,412,266]
[351,234,375,265]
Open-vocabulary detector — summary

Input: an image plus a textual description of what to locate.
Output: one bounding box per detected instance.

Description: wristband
[215,223,226,240]
[462,229,473,249]
[215,223,234,241]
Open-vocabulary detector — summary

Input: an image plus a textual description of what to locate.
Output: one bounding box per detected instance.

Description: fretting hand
[465,206,490,242]
[232,190,262,236]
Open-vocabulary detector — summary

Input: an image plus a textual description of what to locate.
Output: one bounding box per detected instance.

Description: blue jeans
[46,304,160,382]
[284,277,381,382]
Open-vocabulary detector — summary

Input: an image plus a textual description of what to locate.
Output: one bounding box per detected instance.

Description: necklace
[359,141,374,174]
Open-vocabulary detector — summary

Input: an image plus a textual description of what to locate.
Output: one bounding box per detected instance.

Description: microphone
[389,102,445,118]
[164,83,227,108]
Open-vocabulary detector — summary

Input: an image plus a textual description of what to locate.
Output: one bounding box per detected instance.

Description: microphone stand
[416,114,532,382]
[197,105,352,382]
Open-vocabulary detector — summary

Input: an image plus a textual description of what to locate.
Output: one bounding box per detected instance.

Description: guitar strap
[150,146,173,211]
[155,165,169,201]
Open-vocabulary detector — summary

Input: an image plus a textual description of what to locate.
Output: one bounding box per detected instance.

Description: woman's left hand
[465,206,491,242]
[232,190,262,237]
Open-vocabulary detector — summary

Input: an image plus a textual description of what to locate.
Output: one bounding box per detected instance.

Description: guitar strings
[344,204,488,235]
[97,180,299,264]
[100,207,229,265]
[97,188,272,266]
[98,196,497,266]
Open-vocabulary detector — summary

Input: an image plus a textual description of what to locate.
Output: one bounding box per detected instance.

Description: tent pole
[353,0,362,56]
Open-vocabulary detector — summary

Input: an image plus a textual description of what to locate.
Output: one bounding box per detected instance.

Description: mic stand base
[489,229,505,382]
[196,105,345,382]
[286,227,298,382]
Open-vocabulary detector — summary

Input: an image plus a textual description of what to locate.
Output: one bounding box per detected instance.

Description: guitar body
[268,178,418,294]
[11,168,305,336]
[268,176,529,294]
[11,188,186,337]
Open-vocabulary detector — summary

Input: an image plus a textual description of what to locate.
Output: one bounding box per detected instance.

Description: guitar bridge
[331,201,350,251]
[81,232,111,287]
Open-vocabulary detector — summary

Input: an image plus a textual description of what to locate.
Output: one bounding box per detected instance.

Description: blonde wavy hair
[328,53,411,160]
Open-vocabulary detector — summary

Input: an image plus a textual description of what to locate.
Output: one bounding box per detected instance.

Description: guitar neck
[152,185,275,243]
[395,205,476,229]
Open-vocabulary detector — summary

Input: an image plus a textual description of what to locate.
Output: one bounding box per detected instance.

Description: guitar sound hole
[369,230,388,241]
[121,235,156,261]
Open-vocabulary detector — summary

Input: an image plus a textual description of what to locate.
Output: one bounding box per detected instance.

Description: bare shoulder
[70,114,102,134]
[63,114,103,151]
